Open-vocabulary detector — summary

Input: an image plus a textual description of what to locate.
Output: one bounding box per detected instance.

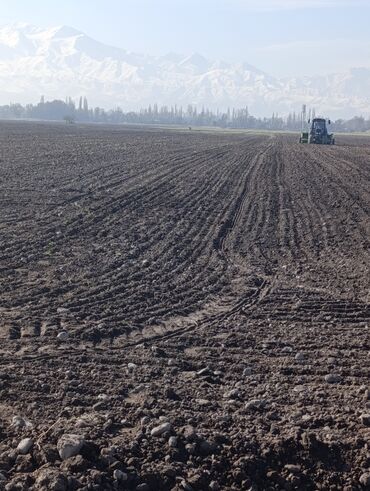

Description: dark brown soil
[0,121,369,490]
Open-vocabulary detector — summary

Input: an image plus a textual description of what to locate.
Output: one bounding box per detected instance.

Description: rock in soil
[57,434,85,460]
[16,438,33,455]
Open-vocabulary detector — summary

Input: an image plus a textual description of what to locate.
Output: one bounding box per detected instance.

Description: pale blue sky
[2,0,370,76]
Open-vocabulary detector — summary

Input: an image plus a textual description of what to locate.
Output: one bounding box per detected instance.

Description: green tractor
[300,118,335,145]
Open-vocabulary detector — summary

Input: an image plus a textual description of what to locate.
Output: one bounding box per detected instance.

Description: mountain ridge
[0,23,368,118]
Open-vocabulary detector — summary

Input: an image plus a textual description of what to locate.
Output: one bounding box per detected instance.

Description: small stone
[0,473,6,481]
[183,425,198,441]
[181,480,194,491]
[223,389,239,399]
[93,401,106,411]
[127,363,137,371]
[293,384,308,393]
[282,346,293,353]
[97,393,108,400]
[17,438,33,454]
[324,374,342,384]
[295,352,305,362]
[284,464,301,474]
[141,416,150,426]
[359,473,370,487]
[243,367,252,376]
[150,422,172,437]
[359,413,370,426]
[245,399,267,410]
[196,398,211,406]
[57,434,84,460]
[197,367,211,376]
[113,469,128,481]
[57,307,69,314]
[168,436,178,448]
[136,484,150,491]
[209,482,220,491]
[185,443,197,455]
[100,447,115,461]
[11,416,26,428]
[151,346,165,357]
[57,331,69,342]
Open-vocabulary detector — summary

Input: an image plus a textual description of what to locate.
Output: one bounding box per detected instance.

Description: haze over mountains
[0,23,369,118]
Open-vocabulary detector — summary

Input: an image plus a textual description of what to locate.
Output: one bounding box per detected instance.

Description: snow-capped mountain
[0,23,369,118]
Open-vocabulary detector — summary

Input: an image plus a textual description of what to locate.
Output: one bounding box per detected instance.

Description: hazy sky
[2,0,370,76]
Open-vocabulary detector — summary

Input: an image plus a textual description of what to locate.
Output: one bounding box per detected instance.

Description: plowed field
[0,122,369,490]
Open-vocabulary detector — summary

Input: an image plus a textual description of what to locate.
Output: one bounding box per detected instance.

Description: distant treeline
[0,96,369,133]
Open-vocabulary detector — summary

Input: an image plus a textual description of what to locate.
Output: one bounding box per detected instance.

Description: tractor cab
[308,118,335,145]
[312,118,326,133]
